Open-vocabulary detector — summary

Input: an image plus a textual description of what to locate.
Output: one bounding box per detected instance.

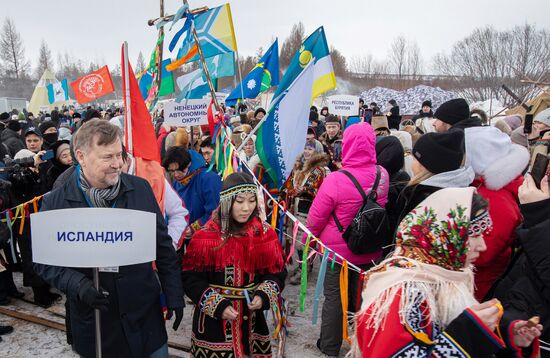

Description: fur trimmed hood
[465,126,529,191]
[480,144,529,190]
[293,152,330,174]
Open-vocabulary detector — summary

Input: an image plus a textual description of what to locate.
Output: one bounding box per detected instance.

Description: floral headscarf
[394,187,492,271]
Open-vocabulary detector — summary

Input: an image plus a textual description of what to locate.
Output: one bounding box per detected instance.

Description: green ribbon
[299,234,312,312]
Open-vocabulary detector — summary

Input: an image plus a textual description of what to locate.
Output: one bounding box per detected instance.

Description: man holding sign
[33,120,184,358]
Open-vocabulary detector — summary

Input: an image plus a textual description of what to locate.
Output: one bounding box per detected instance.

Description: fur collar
[293,152,330,173]
[481,144,529,191]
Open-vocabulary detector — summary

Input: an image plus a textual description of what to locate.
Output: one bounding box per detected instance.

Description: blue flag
[225,40,279,106]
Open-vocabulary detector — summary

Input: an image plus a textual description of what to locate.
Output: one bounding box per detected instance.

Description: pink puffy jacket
[306,122,389,266]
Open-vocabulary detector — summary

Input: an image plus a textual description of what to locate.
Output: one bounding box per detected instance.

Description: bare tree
[406,41,422,78]
[279,22,305,69]
[0,17,29,79]
[35,39,53,79]
[330,46,348,78]
[255,46,264,62]
[349,54,374,74]
[56,51,85,80]
[433,24,550,102]
[388,36,407,78]
[136,51,146,74]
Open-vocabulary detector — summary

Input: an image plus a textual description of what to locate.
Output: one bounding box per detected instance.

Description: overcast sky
[2,0,550,75]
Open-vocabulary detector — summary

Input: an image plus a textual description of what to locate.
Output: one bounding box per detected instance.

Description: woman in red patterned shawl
[352,187,542,358]
[182,172,286,358]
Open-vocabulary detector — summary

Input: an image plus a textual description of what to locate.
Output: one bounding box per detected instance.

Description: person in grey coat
[33,119,184,358]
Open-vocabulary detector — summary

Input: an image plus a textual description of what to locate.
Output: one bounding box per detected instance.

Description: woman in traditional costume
[182,172,286,357]
[352,187,542,357]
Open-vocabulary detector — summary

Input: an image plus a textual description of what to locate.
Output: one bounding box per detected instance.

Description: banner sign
[328,95,359,116]
[164,98,210,127]
[31,208,156,268]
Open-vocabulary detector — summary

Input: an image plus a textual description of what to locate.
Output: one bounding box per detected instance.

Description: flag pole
[123,42,133,153]
[235,49,245,103]
[182,0,221,113]
[93,268,102,358]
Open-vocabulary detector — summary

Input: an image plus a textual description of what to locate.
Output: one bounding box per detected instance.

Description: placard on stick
[31,208,156,268]
[328,95,360,116]
[164,99,210,127]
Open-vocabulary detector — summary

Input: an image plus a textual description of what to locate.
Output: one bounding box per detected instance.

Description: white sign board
[39,105,50,113]
[31,208,156,268]
[328,95,360,116]
[164,99,210,127]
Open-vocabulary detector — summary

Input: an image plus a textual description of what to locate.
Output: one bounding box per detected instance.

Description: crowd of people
[0,95,547,357]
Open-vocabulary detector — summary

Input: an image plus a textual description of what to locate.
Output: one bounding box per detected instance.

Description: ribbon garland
[299,234,312,312]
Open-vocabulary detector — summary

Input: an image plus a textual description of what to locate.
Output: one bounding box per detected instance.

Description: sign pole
[93,267,102,358]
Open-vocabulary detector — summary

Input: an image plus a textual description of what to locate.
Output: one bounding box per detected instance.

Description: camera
[0,156,36,174]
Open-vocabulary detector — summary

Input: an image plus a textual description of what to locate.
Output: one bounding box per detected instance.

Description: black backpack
[332,166,391,254]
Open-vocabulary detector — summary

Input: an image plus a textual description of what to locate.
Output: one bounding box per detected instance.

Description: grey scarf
[79,170,121,208]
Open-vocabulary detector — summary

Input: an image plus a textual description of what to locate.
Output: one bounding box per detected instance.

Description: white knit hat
[14,149,35,160]
[534,108,550,127]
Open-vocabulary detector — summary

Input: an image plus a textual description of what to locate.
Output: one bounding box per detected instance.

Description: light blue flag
[47,79,69,104]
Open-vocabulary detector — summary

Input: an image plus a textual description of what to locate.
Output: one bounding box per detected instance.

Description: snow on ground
[360,85,457,114]
[1,268,347,358]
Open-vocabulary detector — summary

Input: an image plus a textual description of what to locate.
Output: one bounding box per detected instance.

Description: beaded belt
[209,283,258,299]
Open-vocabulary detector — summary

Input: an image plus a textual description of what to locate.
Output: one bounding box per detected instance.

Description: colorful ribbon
[340,260,350,344]
[312,249,330,324]
[285,221,300,265]
[299,234,312,312]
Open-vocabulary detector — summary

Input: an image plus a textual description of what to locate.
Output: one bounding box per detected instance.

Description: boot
[33,286,60,308]
[0,325,13,335]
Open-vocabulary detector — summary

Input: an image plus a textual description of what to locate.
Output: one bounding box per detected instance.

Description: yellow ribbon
[340,260,350,344]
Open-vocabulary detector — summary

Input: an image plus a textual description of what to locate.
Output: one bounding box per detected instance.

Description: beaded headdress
[219,173,258,238]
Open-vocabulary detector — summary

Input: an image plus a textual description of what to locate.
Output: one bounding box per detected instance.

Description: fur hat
[371,116,389,131]
[175,128,189,148]
[165,132,177,151]
[494,119,512,136]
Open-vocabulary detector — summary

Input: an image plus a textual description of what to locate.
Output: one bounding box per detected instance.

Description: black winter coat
[493,198,550,353]
[0,128,25,158]
[395,183,440,225]
[33,172,184,358]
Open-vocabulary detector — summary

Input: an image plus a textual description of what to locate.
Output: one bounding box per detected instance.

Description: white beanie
[14,149,35,160]
[534,108,550,127]
[465,126,530,190]
[391,130,412,152]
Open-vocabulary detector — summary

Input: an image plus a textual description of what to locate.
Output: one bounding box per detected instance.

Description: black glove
[77,279,109,312]
[166,307,184,331]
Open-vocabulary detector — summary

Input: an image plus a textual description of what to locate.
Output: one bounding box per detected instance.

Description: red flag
[206,99,223,136]
[70,66,115,104]
[121,43,165,212]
